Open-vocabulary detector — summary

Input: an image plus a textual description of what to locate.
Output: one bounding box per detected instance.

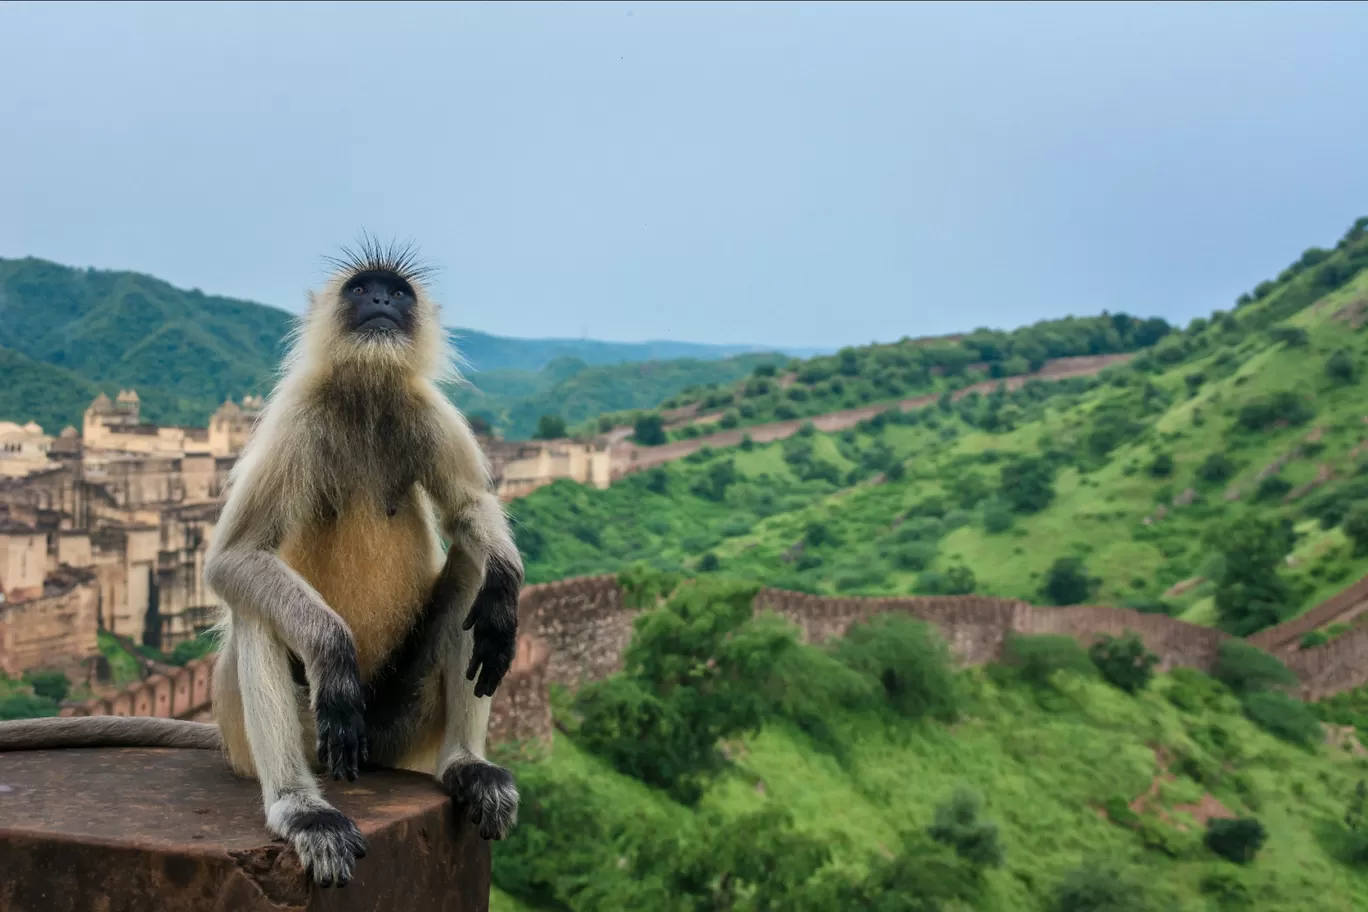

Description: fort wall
[0,579,100,677]
[59,573,1368,744]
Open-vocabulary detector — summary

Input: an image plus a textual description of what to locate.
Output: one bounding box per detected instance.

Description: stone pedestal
[0,747,489,912]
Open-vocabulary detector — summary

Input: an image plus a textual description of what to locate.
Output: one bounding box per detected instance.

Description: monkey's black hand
[314,658,368,781]
[462,553,521,699]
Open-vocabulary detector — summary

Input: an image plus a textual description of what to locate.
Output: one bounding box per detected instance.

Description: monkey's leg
[206,547,366,781]
[236,617,368,886]
[435,619,519,840]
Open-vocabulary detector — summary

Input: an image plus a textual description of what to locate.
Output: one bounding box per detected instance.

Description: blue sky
[2,1,1366,349]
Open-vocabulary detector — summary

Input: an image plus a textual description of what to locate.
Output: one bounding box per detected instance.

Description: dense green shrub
[999,456,1056,514]
[1345,502,1368,557]
[1040,556,1094,606]
[892,540,938,572]
[761,635,880,756]
[1050,863,1156,912]
[1326,348,1357,384]
[1213,641,1297,696]
[1236,391,1314,432]
[926,788,1005,868]
[0,693,59,720]
[1209,517,1295,635]
[633,413,668,446]
[833,614,964,723]
[1198,452,1236,484]
[1148,452,1174,478]
[1205,817,1267,864]
[1340,780,1368,867]
[573,580,779,803]
[1198,869,1253,908]
[1088,632,1158,694]
[689,458,737,502]
[982,499,1014,534]
[22,669,70,702]
[1164,668,1234,714]
[915,565,976,596]
[1238,690,1323,747]
[1268,325,1309,348]
[1001,634,1096,688]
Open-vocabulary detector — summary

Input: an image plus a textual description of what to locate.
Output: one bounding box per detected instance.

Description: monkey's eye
[351,286,365,295]
[394,289,405,298]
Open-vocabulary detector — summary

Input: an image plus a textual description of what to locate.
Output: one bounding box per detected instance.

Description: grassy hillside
[586,313,1174,443]
[489,577,1368,912]
[0,256,792,434]
[511,216,1368,643]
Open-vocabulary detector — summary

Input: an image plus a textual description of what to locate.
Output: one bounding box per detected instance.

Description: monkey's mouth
[356,315,400,333]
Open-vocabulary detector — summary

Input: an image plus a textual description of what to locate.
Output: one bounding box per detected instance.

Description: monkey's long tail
[0,716,222,751]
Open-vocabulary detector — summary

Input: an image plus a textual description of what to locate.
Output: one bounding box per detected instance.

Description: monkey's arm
[203,439,366,780]
[421,396,524,699]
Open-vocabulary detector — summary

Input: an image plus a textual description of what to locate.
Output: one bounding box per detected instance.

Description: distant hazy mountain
[0,256,806,433]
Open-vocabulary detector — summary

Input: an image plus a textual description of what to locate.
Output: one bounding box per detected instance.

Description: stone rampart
[0,580,100,678]
[60,655,216,720]
[61,568,1368,746]
[1248,571,1368,656]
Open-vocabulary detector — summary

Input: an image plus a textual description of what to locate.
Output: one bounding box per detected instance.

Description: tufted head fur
[284,234,457,387]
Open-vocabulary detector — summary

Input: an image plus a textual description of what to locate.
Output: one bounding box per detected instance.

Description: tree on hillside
[1040,557,1094,606]
[999,456,1056,514]
[533,413,567,440]
[1327,348,1358,385]
[1343,503,1368,557]
[1208,517,1295,636]
[632,413,668,446]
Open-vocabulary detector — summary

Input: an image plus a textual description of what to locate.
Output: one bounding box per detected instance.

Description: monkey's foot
[440,760,520,840]
[268,794,368,888]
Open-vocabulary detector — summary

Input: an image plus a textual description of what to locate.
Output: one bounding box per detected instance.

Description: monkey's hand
[462,553,522,698]
[313,653,368,781]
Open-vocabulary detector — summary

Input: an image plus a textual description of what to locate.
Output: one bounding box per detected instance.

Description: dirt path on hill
[609,353,1135,476]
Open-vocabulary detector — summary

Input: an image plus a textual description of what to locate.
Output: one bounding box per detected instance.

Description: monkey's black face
[341,271,417,339]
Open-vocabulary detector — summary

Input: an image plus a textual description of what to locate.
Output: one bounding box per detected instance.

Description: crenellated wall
[60,655,215,720]
[754,589,1230,672]
[60,572,1368,749]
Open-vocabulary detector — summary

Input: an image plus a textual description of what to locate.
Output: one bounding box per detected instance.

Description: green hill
[511,216,1368,641]
[0,256,796,434]
[586,313,1175,443]
[488,576,1368,912]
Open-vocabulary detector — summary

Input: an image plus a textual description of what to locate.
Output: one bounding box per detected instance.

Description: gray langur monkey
[0,239,524,888]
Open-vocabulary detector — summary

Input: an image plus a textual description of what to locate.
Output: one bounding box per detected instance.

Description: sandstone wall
[1284,626,1368,700]
[486,635,553,748]
[61,655,216,720]
[515,574,636,688]
[61,568,1367,749]
[1248,572,1368,656]
[0,582,100,677]
[754,590,1231,672]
